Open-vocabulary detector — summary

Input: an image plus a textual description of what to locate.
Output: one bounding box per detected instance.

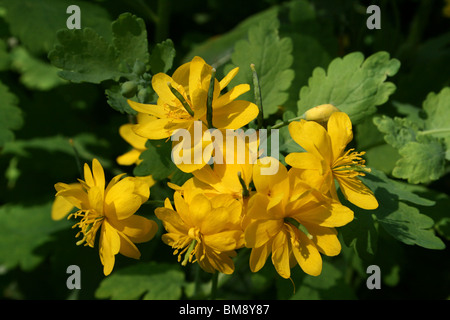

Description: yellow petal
[154,207,188,235]
[83,162,94,187]
[335,175,379,210]
[327,112,353,160]
[289,194,354,228]
[285,152,324,173]
[188,56,210,101]
[110,215,158,243]
[99,221,120,276]
[214,84,250,107]
[127,100,167,118]
[189,193,212,227]
[219,67,239,91]
[132,117,187,140]
[88,186,104,215]
[117,149,141,166]
[172,61,191,87]
[245,219,283,248]
[52,183,83,219]
[92,159,105,191]
[204,230,243,252]
[51,196,75,220]
[213,100,259,129]
[249,240,272,273]
[288,120,333,164]
[118,232,141,259]
[302,222,341,256]
[290,227,322,276]
[119,123,148,150]
[104,178,142,220]
[54,184,89,210]
[152,73,181,106]
[253,157,288,196]
[271,230,291,279]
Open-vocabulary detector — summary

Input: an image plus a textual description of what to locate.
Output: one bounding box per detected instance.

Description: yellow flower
[116,113,152,166]
[155,190,244,274]
[128,56,259,172]
[244,158,354,278]
[285,112,378,210]
[53,159,158,275]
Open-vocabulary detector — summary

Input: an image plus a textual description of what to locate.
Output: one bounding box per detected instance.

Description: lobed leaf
[298,51,400,124]
[224,15,294,118]
[95,262,185,300]
[0,81,23,148]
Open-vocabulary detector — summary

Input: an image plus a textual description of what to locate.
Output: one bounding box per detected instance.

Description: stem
[206,68,216,129]
[250,64,263,129]
[69,138,83,178]
[270,115,306,130]
[156,0,170,43]
[417,128,450,136]
[134,0,159,24]
[237,172,249,198]
[167,82,195,117]
[210,272,219,300]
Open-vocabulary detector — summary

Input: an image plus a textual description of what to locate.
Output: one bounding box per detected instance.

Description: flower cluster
[53,56,378,279]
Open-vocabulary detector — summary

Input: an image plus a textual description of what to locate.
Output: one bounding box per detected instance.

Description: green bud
[132,60,147,76]
[121,80,138,98]
[137,88,150,103]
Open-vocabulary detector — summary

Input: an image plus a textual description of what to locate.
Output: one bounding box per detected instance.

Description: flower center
[332,148,370,178]
[68,210,104,247]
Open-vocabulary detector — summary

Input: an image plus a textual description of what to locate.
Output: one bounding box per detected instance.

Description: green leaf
[49,28,126,84]
[112,13,150,71]
[393,136,446,184]
[2,0,112,54]
[373,115,422,150]
[0,202,71,271]
[373,87,450,183]
[340,210,378,261]
[95,262,185,300]
[298,51,400,124]
[225,15,294,118]
[0,81,23,148]
[105,85,138,115]
[149,39,176,74]
[10,46,66,91]
[134,140,176,180]
[359,169,445,250]
[376,202,445,250]
[422,87,450,160]
[277,260,356,300]
[49,13,150,85]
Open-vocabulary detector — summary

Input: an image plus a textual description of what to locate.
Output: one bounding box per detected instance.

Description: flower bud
[304,104,340,123]
[121,80,138,98]
[132,60,147,76]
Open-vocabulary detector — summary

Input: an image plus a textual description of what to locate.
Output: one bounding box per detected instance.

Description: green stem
[69,138,83,178]
[206,68,216,129]
[237,172,249,198]
[134,0,159,24]
[168,82,195,117]
[417,128,450,136]
[156,0,170,43]
[270,115,306,130]
[210,272,219,300]
[250,64,263,129]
